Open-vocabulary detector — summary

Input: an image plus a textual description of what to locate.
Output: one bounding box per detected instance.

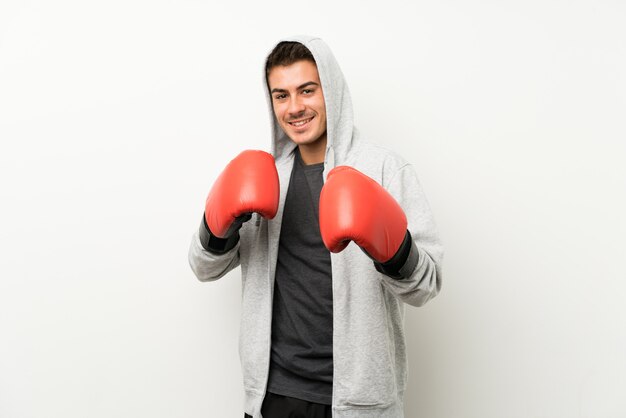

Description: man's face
[267,60,327,147]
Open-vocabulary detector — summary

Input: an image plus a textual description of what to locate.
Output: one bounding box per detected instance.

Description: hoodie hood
[262,35,359,169]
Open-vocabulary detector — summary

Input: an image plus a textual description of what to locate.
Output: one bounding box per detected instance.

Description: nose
[287,96,306,118]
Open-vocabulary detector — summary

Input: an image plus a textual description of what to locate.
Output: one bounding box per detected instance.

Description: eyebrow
[271,81,319,94]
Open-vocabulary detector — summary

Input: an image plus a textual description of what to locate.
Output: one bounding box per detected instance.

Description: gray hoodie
[188,34,443,418]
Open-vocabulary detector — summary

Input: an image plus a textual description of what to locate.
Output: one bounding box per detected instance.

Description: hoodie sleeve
[378,163,444,307]
[188,217,241,282]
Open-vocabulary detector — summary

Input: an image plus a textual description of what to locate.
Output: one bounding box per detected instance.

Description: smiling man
[188,35,443,418]
[267,59,327,164]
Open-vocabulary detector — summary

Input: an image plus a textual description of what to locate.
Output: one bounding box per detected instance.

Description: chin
[291,135,322,146]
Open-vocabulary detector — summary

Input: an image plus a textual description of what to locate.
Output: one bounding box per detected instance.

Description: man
[188,35,443,418]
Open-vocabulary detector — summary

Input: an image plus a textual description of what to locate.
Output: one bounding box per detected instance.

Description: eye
[274,94,286,100]
[302,89,313,94]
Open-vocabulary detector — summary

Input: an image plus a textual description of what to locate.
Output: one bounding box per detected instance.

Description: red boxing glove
[205,150,279,238]
[319,166,407,263]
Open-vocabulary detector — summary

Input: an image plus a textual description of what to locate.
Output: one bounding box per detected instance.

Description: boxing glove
[319,166,418,279]
[199,150,279,254]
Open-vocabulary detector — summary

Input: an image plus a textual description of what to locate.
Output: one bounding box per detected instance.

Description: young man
[188,35,443,418]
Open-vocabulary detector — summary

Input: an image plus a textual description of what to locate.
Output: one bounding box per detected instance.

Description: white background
[1,1,625,417]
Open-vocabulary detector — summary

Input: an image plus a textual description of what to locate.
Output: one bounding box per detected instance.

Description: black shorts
[244,391,332,418]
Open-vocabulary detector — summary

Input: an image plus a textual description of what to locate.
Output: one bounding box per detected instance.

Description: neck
[298,135,327,165]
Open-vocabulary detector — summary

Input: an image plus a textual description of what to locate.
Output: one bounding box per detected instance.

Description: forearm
[188,217,242,282]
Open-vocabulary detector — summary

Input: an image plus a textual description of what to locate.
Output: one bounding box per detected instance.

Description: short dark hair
[265,41,316,79]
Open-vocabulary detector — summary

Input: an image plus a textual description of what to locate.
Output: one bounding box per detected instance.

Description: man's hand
[319,166,417,279]
[201,150,279,253]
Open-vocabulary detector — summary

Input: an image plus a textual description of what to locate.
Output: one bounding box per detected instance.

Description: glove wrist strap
[199,213,242,255]
[374,230,419,280]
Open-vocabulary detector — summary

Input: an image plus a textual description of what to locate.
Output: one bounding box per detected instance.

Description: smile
[288,116,314,128]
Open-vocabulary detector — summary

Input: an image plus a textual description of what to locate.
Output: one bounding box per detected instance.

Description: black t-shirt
[266,147,333,405]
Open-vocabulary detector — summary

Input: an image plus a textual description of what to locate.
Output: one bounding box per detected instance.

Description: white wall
[1,1,624,417]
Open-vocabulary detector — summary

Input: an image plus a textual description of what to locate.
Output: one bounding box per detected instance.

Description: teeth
[290,117,313,127]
